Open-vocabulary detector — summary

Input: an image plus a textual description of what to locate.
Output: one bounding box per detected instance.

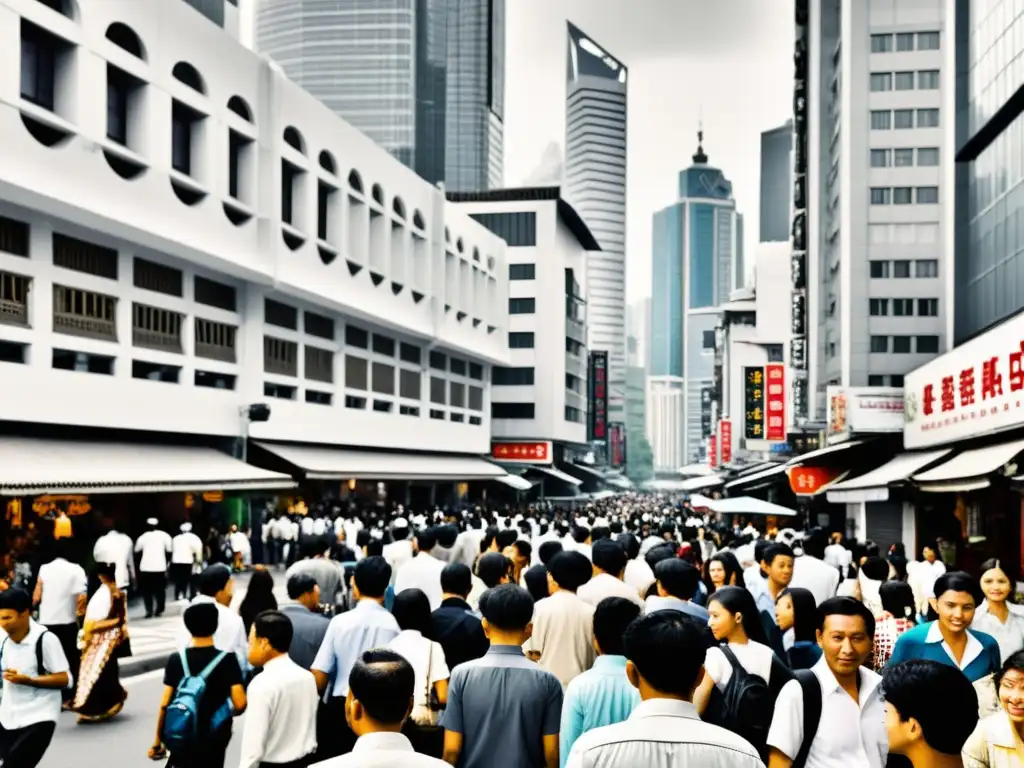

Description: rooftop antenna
[693,111,708,164]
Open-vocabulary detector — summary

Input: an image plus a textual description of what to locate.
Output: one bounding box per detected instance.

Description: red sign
[765,364,787,441]
[491,441,552,464]
[787,466,843,496]
[708,435,718,469]
[719,419,733,464]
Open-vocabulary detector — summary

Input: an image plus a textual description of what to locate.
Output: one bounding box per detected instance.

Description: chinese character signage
[790,0,809,423]
[719,419,733,464]
[744,367,765,439]
[826,387,904,445]
[491,441,552,464]
[903,314,1024,449]
[765,364,787,442]
[701,386,714,438]
[788,466,842,496]
[609,423,626,467]
[709,434,717,468]
[588,351,608,443]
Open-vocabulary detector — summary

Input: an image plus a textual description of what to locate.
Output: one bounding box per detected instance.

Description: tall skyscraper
[647,134,743,469]
[760,120,793,243]
[565,22,628,421]
[255,0,504,191]
[805,0,951,419]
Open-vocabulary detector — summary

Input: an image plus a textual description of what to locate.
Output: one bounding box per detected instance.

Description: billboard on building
[743,366,765,439]
[588,351,608,443]
[719,419,733,464]
[765,364,787,442]
[609,422,626,466]
[826,387,905,445]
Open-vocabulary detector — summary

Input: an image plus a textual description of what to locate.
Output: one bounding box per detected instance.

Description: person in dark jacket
[427,563,488,670]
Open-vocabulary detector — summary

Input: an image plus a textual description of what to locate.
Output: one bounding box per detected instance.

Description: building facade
[565,21,627,421]
[807,0,951,420]
[181,0,241,37]
[447,188,597,456]
[255,0,504,191]
[760,120,793,243]
[2,0,509,462]
[647,138,744,468]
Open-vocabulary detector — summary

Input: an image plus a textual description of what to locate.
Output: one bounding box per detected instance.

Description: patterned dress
[873,611,914,671]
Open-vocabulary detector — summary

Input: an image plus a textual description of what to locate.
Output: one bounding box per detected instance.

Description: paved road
[40,670,245,768]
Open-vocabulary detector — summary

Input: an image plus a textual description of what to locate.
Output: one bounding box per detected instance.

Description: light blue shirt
[312,599,400,697]
[644,595,710,622]
[559,655,641,767]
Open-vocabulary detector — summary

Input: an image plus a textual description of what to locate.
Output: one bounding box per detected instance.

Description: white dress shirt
[790,555,841,606]
[135,529,173,572]
[93,531,134,588]
[394,552,446,611]
[387,630,449,708]
[579,573,645,610]
[171,532,204,566]
[704,641,775,689]
[767,656,887,768]
[37,557,87,625]
[823,543,852,570]
[383,539,415,585]
[300,517,315,536]
[623,559,655,597]
[310,731,448,766]
[238,654,319,768]
[176,595,249,671]
[0,620,72,729]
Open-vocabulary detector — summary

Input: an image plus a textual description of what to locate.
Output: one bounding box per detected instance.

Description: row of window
[509,298,536,314]
[870,147,939,168]
[870,108,940,130]
[868,298,939,317]
[870,186,939,205]
[870,70,940,92]
[870,31,941,53]
[509,263,535,280]
[868,223,939,245]
[869,335,940,354]
[868,374,905,387]
[870,259,939,278]
[491,402,582,423]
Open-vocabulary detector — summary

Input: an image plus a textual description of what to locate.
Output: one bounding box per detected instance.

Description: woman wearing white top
[387,588,450,759]
[973,559,1024,664]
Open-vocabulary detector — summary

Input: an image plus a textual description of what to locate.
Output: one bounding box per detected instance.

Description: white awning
[826,449,952,503]
[724,463,787,490]
[494,474,533,491]
[525,465,584,486]
[913,439,1024,493]
[708,496,798,517]
[786,440,865,467]
[255,442,505,480]
[689,493,715,508]
[0,437,295,496]
[677,463,715,477]
[604,475,633,490]
[679,474,724,492]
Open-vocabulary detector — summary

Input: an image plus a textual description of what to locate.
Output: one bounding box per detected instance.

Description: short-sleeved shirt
[442,645,563,768]
[0,621,72,729]
[312,599,401,697]
[163,646,243,740]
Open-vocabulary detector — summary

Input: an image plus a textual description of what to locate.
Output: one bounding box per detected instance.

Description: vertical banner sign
[708,434,717,469]
[609,423,625,466]
[719,419,733,464]
[791,0,809,420]
[743,367,766,439]
[588,351,608,443]
[700,386,714,438]
[765,364,787,441]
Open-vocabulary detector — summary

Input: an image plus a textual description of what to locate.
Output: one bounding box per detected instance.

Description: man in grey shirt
[286,536,344,607]
[442,584,562,768]
[278,572,330,669]
[644,559,710,622]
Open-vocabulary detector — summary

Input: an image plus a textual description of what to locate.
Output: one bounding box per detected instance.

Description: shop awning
[679,474,724,492]
[708,496,798,517]
[724,463,787,491]
[826,449,953,503]
[678,463,715,476]
[255,442,506,481]
[525,465,584,486]
[912,438,1024,493]
[786,440,865,467]
[494,474,533,491]
[604,475,633,490]
[0,437,295,496]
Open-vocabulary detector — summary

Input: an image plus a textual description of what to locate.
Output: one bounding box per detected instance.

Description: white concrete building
[808,0,952,420]
[0,0,513,488]
[447,187,598,458]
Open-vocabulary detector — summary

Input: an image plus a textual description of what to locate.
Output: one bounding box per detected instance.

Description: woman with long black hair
[705,551,742,594]
[775,587,821,669]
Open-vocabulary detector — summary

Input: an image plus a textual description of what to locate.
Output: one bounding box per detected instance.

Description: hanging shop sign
[790,0,810,420]
[492,441,553,464]
[719,419,733,464]
[788,465,843,496]
[765,364,787,441]
[588,351,608,443]
[709,434,718,469]
[826,386,905,444]
[608,423,626,467]
[744,367,765,439]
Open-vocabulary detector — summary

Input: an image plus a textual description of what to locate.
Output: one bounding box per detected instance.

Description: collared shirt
[823,543,851,570]
[287,559,345,605]
[767,656,887,768]
[790,555,840,606]
[394,552,447,611]
[524,590,596,688]
[566,698,762,768]
[135,529,173,572]
[387,630,449,708]
[171,532,204,565]
[578,574,645,610]
[963,711,1024,768]
[176,595,249,671]
[971,608,1024,664]
[429,597,489,671]
[622,559,654,597]
[383,539,415,585]
[93,531,134,588]
[644,595,709,622]
[887,620,1001,683]
[310,731,449,766]
[313,600,400,697]
[37,557,87,625]
[0,620,72,729]
[238,654,319,768]
[279,603,331,670]
[442,645,563,768]
[559,655,641,767]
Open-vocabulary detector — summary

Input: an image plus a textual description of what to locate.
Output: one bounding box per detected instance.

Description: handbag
[409,641,440,727]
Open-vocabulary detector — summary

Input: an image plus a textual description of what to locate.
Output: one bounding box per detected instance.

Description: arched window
[171,62,206,94]
[392,197,406,220]
[371,184,385,206]
[105,22,145,59]
[412,210,425,230]
[318,150,337,174]
[227,95,252,122]
[283,126,306,155]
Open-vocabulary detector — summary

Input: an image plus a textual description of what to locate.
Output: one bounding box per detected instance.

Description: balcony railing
[132,303,183,353]
[565,317,586,342]
[195,318,237,363]
[52,285,117,342]
[264,336,298,377]
[0,271,30,327]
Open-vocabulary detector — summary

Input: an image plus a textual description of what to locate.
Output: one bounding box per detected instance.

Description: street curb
[121,653,171,678]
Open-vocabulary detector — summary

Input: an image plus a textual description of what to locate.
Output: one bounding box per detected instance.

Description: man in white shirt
[135,518,172,618]
[766,597,887,768]
[239,611,318,768]
[170,523,203,601]
[578,539,645,610]
[394,528,447,611]
[310,648,447,767]
[620,535,655,598]
[789,532,840,606]
[175,564,249,673]
[32,541,86,704]
[824,534,852,572]
[93,526,134,595]
[0,587,72,768]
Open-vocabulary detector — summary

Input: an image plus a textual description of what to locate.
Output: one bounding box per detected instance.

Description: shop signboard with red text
[709,435,718,468]
[491,441,553,464]
[765,364,787,442]
[904,313,1024,449]
[719,419,733,464]
[826,386,905,445]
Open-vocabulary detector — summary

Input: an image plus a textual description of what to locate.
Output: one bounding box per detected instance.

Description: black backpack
[792,669,823,768]
[709,645,776,759]
[0,630,50,676]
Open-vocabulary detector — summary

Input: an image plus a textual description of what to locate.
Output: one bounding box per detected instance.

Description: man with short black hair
[538,541,564,567]
[287,537,345,609]
[177,564,249,671]
[618,534,654,598]
[882,659,978,768]
[578,540,645,610]
[240,610,319,768]
[442,584,563,768]
[280,573,330,670]
[395,527,446,611]
[429,563,488,671]
[755,544,795,618]
[565,611,761,767]
[646,558,709,621]
[791,530,840,606]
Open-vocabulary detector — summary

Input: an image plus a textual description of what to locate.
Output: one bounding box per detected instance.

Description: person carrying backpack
[150,602,246,767]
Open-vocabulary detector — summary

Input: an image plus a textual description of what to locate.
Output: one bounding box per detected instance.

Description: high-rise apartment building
[647,137,744,469]
[255,0,504,191]
[807,0,952,420]
[760,120,793,243]
[565,22,627,421]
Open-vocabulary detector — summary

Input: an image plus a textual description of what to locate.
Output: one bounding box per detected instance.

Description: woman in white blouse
[387,588,450,759]
[972,559,1024,664]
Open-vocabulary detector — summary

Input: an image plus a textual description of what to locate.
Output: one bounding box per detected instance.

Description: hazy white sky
[503,0,795,303]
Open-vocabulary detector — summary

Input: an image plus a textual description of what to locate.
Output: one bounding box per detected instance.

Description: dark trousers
[0,720,57,768]
[139,571,167,617]
[315,697,357,760]
[170,564,194,600]
[44,622,80,702]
